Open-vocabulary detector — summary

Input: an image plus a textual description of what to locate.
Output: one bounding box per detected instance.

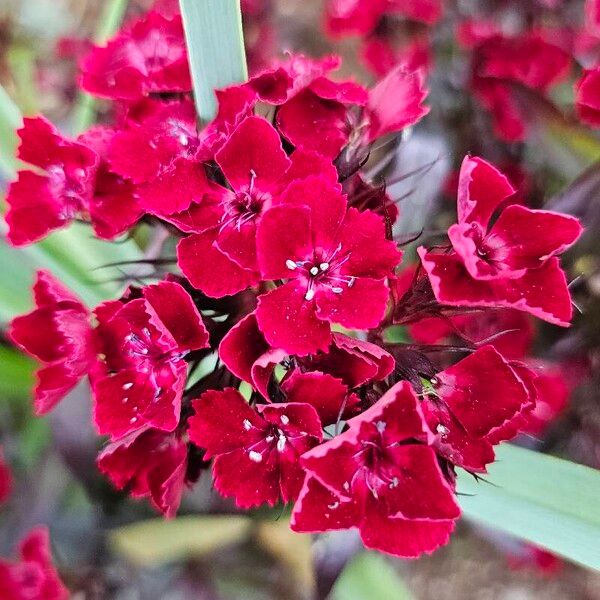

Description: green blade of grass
[179,0,247,122]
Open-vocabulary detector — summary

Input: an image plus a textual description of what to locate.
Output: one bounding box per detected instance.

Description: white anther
[347,277,355,288]
[179,134,189,146]
[243,419,252,430]
[74,168,85,178]
[327,501,340,510]
[280,414,290,425]
[319,262,330,271]
[122,397,128,404]
[389,477,399,489]
[309,266,319,276]
[343,481,350,491]
[122,382,133,390]
[129,417,137,424]
[140,348,149,355]
[430,376,439,386]
[286,259,297,270]
[305,288,315,301]
[266,435,274,442]
[331,287,344,294]
[249,450,263,463]
[376,420,386,433]
[277,435,286,452]
[436,424,449,435]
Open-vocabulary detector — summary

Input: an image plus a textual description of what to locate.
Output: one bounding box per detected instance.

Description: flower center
[286,243,356,301]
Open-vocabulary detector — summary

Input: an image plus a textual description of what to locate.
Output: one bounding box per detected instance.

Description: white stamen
[277,435,286,452]
[305,288,315,301]
[129,417,137,424]
[389,477,399,489]
[122,397,128,404]
[319,262,330,271]
[436,424,449,436]
[376,420,386,433]
[122,382,133,390]
[249,450,263,463]
[309,266,319,276]
[430,376,439,386]
[347,277,355,288]
[327,501,340,510]
[280,415,290,425]
[140,348,149,355]
[179,134,188,146]
[286,259,297,270]
[243,419,252,430]
[331,287,344,294]
[343,481,350,491]
[266,435,275,442]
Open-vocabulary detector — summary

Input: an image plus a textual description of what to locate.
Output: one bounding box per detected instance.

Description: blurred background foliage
[0,0,600,598]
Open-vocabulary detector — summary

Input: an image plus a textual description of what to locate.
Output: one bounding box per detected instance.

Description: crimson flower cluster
[6,4,582,559]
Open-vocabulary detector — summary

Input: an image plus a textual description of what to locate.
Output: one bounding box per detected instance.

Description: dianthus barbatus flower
[9,271,93,415]
[419,156,582,326]
[80,10,191,100]
[189,388,323,508]
[92,280,209,440]
[291,381,460,558]
[255,178,401,355]
[6,117,98,245]
[419,345,531,472]
[97,427,188,518]
[219,311,394,401]
[0,527,69,600]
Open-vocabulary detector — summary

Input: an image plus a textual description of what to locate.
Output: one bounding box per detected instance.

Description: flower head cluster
[6,3,582,561]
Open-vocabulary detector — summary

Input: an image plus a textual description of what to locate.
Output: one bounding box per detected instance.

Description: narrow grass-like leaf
[179,0,247,122]
[458,444,600,571]
[0,84,22,178]
[72,0,130,133]
[333,552,414,600]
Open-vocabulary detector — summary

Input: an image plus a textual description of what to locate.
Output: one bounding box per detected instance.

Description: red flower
[291,381,460,558]
[0,447,12,505]
[0,527,69,600]
[107,99,200,186]
[188,388,323,508]
[80,11,191,100]
[362,66,429,144]
[5,117,98,245]
[274,55,369,158]
[324,0,441,38]
[175,116,294,296]
[419,156,582,326]
[420,345,531,472]
[255,179,401,355]
[77,126,143,239]
[219,312,394,401]
[470,33,571,141]
[97,427,188,517]
[9,271,93,415]
[575,67,600,127]
[92,280,209,440]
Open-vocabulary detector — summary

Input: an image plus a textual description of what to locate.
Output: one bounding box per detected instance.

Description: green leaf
[0,345,34,399]
[72,0,130,133]
[179,0,247,122]
[0,84,22,178]
[458,444,600,571]
[110,515,252,567]
[333,552,414,600]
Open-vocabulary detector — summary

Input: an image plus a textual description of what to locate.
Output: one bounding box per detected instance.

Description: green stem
[72,0,130,133]
[179,0,248,123]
